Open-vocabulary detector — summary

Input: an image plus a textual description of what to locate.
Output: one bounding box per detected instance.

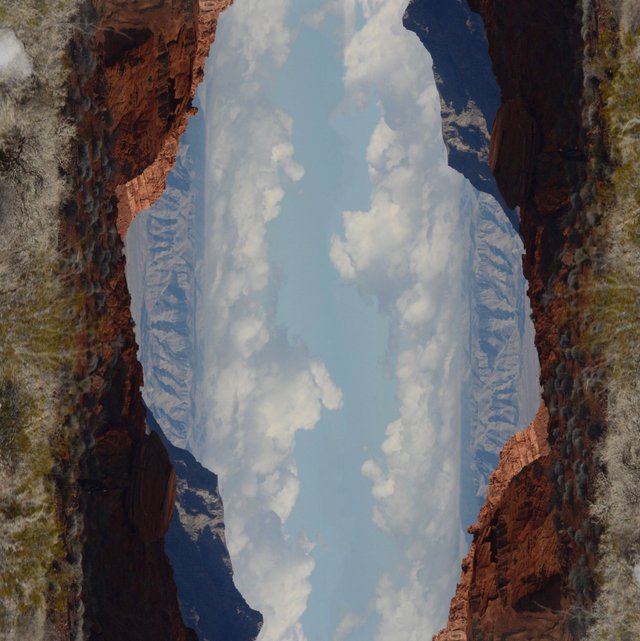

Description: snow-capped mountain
[467,192,539,506]
[126,127,202,450]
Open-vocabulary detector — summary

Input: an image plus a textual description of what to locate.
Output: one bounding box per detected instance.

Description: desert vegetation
[578,1,640,638]
[0,0,84,638]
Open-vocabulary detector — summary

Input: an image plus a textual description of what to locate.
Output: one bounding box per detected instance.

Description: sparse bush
[0,0,85,637]
[583,12,640,639]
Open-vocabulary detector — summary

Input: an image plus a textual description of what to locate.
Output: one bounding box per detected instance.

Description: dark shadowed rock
[147,410,264,641]
[128,430,177,542]
[403,0,518,230]
[489,98,538,210]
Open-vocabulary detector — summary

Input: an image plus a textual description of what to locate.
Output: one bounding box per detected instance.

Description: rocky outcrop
[147,411,264,641]
[61,1,253,639]
[90,0,233,237]
[403,0,517,229]
[414,1,604,639]
[435,403,559,641]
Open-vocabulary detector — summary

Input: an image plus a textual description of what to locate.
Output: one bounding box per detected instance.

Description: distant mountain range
[403,0,539,517]
[127,123,203,451]
[126,111,538,529]
[404,0,518,230]
[126,121,267,640]
[466,190,539,510]
[146,409,263,641]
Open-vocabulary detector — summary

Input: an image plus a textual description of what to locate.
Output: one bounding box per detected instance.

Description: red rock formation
[433,1,605,639]
[91,0,233,237]
[434,404,567,641]
[59,1,232,638]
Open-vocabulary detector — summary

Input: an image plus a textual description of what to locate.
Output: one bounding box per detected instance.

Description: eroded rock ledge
[410,0,603,639]
[92,0,233,237]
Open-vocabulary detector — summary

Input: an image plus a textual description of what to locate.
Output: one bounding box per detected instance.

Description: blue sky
[267,16,399,641]
[127,1,539,641]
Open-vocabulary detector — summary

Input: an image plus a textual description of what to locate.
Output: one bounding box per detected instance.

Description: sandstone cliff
[91,0,233,237]
[60,1,261,639]
[434,403,562,641]
[412,1,603,639]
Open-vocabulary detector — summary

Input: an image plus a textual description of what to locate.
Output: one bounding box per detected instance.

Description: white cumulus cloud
[331,0,478,637]
[195,3,342,641]
[331,0,538,636]
[333,611,365,641]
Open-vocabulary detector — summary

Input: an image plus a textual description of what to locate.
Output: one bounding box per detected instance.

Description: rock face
[489,99,538,210]
[414,1,604,640]
[128,431,177,543]
[61,1,259,640]
[403,0,517,229]
[91,0,233,237]
[147,411,264,641]
[435,403,553,641]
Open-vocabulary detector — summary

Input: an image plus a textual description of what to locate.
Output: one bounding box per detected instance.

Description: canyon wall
[91,0,232,237]
[408,1,603,639]
[63,1,261,639]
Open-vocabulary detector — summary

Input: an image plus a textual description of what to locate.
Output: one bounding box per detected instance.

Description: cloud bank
[331,0,479,636]
[196,3,342,640]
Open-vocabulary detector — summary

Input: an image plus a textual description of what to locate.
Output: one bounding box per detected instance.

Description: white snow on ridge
[469,192,540,501]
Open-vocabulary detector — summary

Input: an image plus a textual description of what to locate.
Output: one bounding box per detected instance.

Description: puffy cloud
[333,611,365,641]
[214,0,293,72]
[332,0,538,636]
[195,3,341,641]
[330,0,480,636]
[373,570,460,641]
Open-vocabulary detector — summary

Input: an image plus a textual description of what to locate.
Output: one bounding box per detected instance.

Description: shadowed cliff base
[403,0,518,230]
[148,411,264,641]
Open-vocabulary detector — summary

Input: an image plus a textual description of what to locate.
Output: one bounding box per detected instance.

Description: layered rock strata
[411,0,604,639]
[91,0,233,237]
[61,1,258,639]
